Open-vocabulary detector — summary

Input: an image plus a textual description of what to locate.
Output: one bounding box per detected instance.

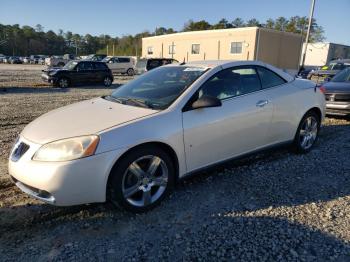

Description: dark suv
[135,58,178,74]
[42,60,114,88]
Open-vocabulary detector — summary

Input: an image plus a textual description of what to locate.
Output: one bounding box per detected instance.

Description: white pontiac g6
[9,61,326,212]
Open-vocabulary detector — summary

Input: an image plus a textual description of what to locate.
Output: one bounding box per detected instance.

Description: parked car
[320,67,350,116]
[41,60,113,88]
[308,59,350,82]
[38,55,47,65]
[29,55,40,64]
[9,60,325,212]
[45,54,75,67]
[103,56,136,76]
[135,58,178,74]
[297,67,315,79]
[9,56,22,64]
[22,57,30,64]
[0,55,6,63]
[84,54,107,61]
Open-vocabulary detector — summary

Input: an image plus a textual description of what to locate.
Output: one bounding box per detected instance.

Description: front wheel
[57,77,70,88]
[292,111,320,153]
[103,76,112,87]
[108,146,175,213]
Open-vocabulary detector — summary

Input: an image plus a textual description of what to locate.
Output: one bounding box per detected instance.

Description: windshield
[108,66,208,109]
[102,57,111,62]
[331,68,350,82]
[63,61,78,70]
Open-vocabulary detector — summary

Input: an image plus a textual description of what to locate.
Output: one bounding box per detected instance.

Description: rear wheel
[103,76,112,87]
[293,111,320,153]
[108,146,175,213]
[57,77,70,88]
[127,68,134,76]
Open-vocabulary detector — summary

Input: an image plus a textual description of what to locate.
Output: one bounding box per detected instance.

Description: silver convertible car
[9,60,326,212]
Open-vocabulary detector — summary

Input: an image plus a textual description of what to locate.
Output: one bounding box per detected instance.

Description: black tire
[108,146,175,213]
[103,76,113,87]
[292,111,320,154]
[57,77,70,88]
[127,68,134,76]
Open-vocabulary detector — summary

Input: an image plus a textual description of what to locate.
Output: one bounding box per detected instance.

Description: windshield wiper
[125,98,154,109]
[104,95,126,104]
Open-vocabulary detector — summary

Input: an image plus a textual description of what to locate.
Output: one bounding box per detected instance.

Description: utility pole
[75,39,78,56]
[300,0,316,69]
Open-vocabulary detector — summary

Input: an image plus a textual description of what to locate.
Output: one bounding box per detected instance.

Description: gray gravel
[0,64,350,261]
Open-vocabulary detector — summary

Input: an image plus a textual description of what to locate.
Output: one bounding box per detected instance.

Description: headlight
[33,135,99,162]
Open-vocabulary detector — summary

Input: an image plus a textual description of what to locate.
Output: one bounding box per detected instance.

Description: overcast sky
[1,0,349,45]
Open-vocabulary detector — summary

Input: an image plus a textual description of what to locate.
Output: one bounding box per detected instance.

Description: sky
[1,0,349,45]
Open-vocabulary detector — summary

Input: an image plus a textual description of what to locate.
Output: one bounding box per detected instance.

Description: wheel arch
[106,141,180,194]
[293,106,322,138]
[304,106,322,123]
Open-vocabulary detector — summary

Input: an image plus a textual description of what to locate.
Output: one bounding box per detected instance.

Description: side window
[333,63,344,70]
[85,62,94,70]
[94,62,107,70]
[256,66,286,89]
[147,60,161,70]
[119,57,130,63]
[198,66,261,100]
[77,62,86,70]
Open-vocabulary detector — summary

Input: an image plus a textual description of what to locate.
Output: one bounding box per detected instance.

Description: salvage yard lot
[0,64,350,261]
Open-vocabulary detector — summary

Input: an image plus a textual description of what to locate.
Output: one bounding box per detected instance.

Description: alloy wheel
[104,77,112,86]
[299,116,318,150]
[59,78,68,88]
[121,155,168,207]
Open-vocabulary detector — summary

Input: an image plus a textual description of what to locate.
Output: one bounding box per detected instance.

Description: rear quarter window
[256,66,286,89]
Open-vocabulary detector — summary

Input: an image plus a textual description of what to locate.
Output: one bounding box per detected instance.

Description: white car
[8,60,325,212]
[103,56,136,76]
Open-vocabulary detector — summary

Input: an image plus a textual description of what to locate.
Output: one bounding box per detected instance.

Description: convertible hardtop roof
[176,60,295,82]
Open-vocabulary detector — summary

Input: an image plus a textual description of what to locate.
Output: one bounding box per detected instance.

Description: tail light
[318,86,326,94]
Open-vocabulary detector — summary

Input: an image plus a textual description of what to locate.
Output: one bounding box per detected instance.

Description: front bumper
[41,73,57,84]
[8,136,124,206]
[326,102,350,115]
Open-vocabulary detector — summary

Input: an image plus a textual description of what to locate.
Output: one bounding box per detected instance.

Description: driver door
[182,66,273,172]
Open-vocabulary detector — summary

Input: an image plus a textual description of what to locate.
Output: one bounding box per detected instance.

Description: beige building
[302,42,350,67]
[142,27,303,70]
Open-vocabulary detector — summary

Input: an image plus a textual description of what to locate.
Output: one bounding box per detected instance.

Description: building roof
[143,27,301,40]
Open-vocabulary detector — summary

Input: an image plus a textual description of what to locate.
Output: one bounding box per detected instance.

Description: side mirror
[191,96,222,110]
[324,77,331,82]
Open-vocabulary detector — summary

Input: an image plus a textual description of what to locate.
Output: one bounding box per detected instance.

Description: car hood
[323,82,350,93]
[21,97,158,144]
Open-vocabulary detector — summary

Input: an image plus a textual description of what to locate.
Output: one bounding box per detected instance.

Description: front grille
[11,142,30,162]
[325,93,350,102]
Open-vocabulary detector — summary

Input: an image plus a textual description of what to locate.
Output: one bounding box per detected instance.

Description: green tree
[231,18,245,28]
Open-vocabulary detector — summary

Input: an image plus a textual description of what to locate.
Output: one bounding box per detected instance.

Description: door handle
[256,100,269,107]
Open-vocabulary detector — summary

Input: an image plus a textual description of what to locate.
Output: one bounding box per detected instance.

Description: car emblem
[330,95,335,102]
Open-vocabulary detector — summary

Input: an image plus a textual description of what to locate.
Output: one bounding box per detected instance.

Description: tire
[57,77,70,88]
[108,146,175,213]
[292,111,320,154]
[127,68,134,76]
[103,76,112,87]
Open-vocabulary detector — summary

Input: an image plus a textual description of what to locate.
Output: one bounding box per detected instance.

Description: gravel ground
[0,64,350,261]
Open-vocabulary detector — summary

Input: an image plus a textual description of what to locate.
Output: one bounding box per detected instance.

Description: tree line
[0,16,325,57]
